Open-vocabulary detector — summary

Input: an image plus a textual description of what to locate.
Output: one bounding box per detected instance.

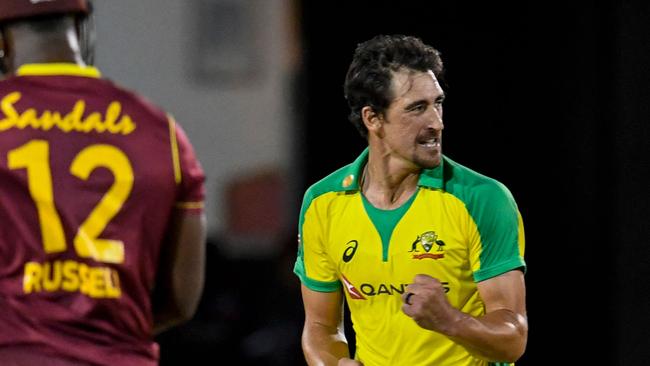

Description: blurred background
[93,1,649,365]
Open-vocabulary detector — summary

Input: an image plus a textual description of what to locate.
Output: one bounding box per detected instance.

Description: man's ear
[76,2,95,66]
[0,28,9,75]
[361,106,383,136]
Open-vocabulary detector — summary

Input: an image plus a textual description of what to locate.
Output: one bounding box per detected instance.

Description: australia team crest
[409,231,445,260]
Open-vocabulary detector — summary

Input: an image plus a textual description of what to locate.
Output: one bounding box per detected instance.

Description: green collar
[336,147,445,192]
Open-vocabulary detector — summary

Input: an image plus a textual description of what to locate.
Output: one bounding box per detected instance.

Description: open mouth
[418,137,441,148]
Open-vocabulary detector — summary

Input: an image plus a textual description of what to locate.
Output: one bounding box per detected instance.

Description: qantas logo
[341,275,450,299]
[341,274,365,300]
[359,282,449,296]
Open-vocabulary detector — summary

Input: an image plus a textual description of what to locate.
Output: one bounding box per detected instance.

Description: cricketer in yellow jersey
[294,34,527,366]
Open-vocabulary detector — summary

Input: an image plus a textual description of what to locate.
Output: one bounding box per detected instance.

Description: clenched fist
[401,274,461,335]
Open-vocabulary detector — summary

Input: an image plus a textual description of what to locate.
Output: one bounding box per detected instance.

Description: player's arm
[450,270,527,361]
[153,210,206,334]
[402,270,527,362]
[301,285,355,365]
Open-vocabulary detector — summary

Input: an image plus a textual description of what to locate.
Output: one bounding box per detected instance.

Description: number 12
[8,140,133,264]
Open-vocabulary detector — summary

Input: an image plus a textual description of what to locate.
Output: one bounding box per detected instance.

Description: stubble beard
[413,147,442,170]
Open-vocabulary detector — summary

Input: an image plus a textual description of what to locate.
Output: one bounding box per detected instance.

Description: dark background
[158,2,650,365]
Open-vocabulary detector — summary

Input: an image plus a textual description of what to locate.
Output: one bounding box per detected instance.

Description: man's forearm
[302,322,350,366]
[401,271,528,362]
[153,305,189,335]
[446,308,528,363]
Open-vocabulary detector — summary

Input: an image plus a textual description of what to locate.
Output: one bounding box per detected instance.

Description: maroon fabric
[0,69,205,365]
[0,0,88,23]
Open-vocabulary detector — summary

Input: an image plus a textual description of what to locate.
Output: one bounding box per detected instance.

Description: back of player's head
[0,0,95,68]
[344,34,445,139]
[0,0,89,24]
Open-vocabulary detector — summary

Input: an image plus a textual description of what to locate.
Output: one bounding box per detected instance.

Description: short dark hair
[343,34,444,139]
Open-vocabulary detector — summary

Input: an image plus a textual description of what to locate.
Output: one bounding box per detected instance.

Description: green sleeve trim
[293,150,368,293]
[294,167,352,294]
[293,259,341,292]
[473,257,526,282]
[295,161,362,262]
[441,157,525,277]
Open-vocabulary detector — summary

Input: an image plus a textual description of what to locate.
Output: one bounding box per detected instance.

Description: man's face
[378,69,445,169]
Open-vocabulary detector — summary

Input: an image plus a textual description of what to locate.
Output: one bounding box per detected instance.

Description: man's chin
[416,155,441,169]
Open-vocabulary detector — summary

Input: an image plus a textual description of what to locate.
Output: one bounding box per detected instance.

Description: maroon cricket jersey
[0,63,205,365]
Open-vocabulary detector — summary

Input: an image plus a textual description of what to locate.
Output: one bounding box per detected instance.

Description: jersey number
[8,140,133,264]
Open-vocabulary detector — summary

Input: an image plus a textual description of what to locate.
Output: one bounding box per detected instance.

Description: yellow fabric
[167,114,182,185]
[302,188,505,365]
[16,63,101,78]
[296,150,524,365]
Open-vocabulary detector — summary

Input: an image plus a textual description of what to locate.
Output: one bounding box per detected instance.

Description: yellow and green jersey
[294,149,525,366]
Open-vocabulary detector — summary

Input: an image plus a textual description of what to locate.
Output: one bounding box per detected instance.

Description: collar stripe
[16,63,101,78]
[338,147,445,191]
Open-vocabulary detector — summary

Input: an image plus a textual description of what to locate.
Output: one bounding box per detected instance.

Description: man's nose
[428,108,444,130]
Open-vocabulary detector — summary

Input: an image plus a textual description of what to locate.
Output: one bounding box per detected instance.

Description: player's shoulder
[304,163,355,202]
[441,156,515,205]
[303,149,367,204]
[100,79,169,122]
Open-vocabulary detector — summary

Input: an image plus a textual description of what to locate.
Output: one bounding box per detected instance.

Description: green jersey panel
[294,149,525,366]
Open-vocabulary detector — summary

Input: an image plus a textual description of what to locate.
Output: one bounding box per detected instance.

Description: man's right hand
[338,358,363,365]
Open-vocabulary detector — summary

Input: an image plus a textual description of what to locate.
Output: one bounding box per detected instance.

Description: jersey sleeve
[467,180,526,282]
[293,189,341,292]
[168,116,205,213]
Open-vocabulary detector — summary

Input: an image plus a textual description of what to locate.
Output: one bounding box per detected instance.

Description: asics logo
[342,240,358,262]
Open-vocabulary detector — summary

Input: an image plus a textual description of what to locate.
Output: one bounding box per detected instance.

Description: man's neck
[362,150,421,210]
[8,21,84,73]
